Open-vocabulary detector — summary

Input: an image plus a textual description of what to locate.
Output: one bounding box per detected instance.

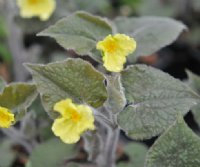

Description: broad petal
[52,118,81,144]
[103,53,126,72]
[115,34,137,56]
[77,105,95,132]
[53,99,76,117]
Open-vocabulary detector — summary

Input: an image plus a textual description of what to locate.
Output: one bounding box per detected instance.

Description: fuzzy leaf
[26,138,76,167]
[26,59,107,117]
[145,117,200,167]
[187,70,200,94]
[117,142,148,167]
[118,65,200,139]
[114,16,186,62]
[38,11,112,62]
[0,83,37,120]
[187,70,200,126]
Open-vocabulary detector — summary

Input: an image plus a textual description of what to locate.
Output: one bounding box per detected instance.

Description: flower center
[0,112,13,126]
[0,113,9,121]
[28,0,39,5]
[71,112,81,122]
[105,40,118,53]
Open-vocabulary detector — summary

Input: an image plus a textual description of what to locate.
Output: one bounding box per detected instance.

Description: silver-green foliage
[0,83,38,120]
[114,16,186,62]
[26,58,107,117]
[118,65,200,139]
[38,11,112,62]
[145,117,200,167]
[187,70,200,127]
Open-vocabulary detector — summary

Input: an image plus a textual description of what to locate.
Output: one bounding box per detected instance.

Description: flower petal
[103,53,126,72]
[114,34,137,56]
[52,118,81,144]
[17,0,56,21]
[77,105,95,131]
[0,107,15,128]
[53,99,77,117]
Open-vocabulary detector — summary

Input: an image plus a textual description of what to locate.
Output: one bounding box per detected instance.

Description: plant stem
[96,126,119,167]
[105,127,120,167]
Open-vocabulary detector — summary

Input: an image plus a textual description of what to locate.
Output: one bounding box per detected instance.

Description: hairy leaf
[187,70,200,93]
[38,11,112,62]
[145,117,200,167]
[0,83,37,121]
[118,65,200,139]
[114,16,186,63]
[187,70,200,126]
[26,59,107,117]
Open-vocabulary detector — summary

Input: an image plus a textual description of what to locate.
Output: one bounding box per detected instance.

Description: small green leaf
[118,65,200,139]
[26,138,76,167]
[26,59,107,117]
[145,117,200,167]
[38,11,112,62]
[104,75,126,113]
[117,142,148,167]
[0,83,38,121]
[114,16,186,63]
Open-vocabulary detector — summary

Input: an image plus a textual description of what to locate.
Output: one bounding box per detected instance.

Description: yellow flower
[52,99,95,144]
[17,0,56,21]
[96,34,136,72]
[0,106,15,128]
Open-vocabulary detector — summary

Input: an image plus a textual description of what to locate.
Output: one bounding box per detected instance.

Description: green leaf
[186,71,200,126]
[38,11,112,62]
[0,140,16,167]
[0,83,38,121]
[137,0,176,17]
[114,16,186,63]
[187,70,200,94]
[192,104,200,127]
[104,75,126,113]
[26,138,76,167]
[26,58,107,117]
[118,65,200,139]
[145,117,200,167]
[117,142,148,167]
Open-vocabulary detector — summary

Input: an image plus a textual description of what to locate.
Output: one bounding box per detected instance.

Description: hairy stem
[103,127,119,167]
[96,112,119,167]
